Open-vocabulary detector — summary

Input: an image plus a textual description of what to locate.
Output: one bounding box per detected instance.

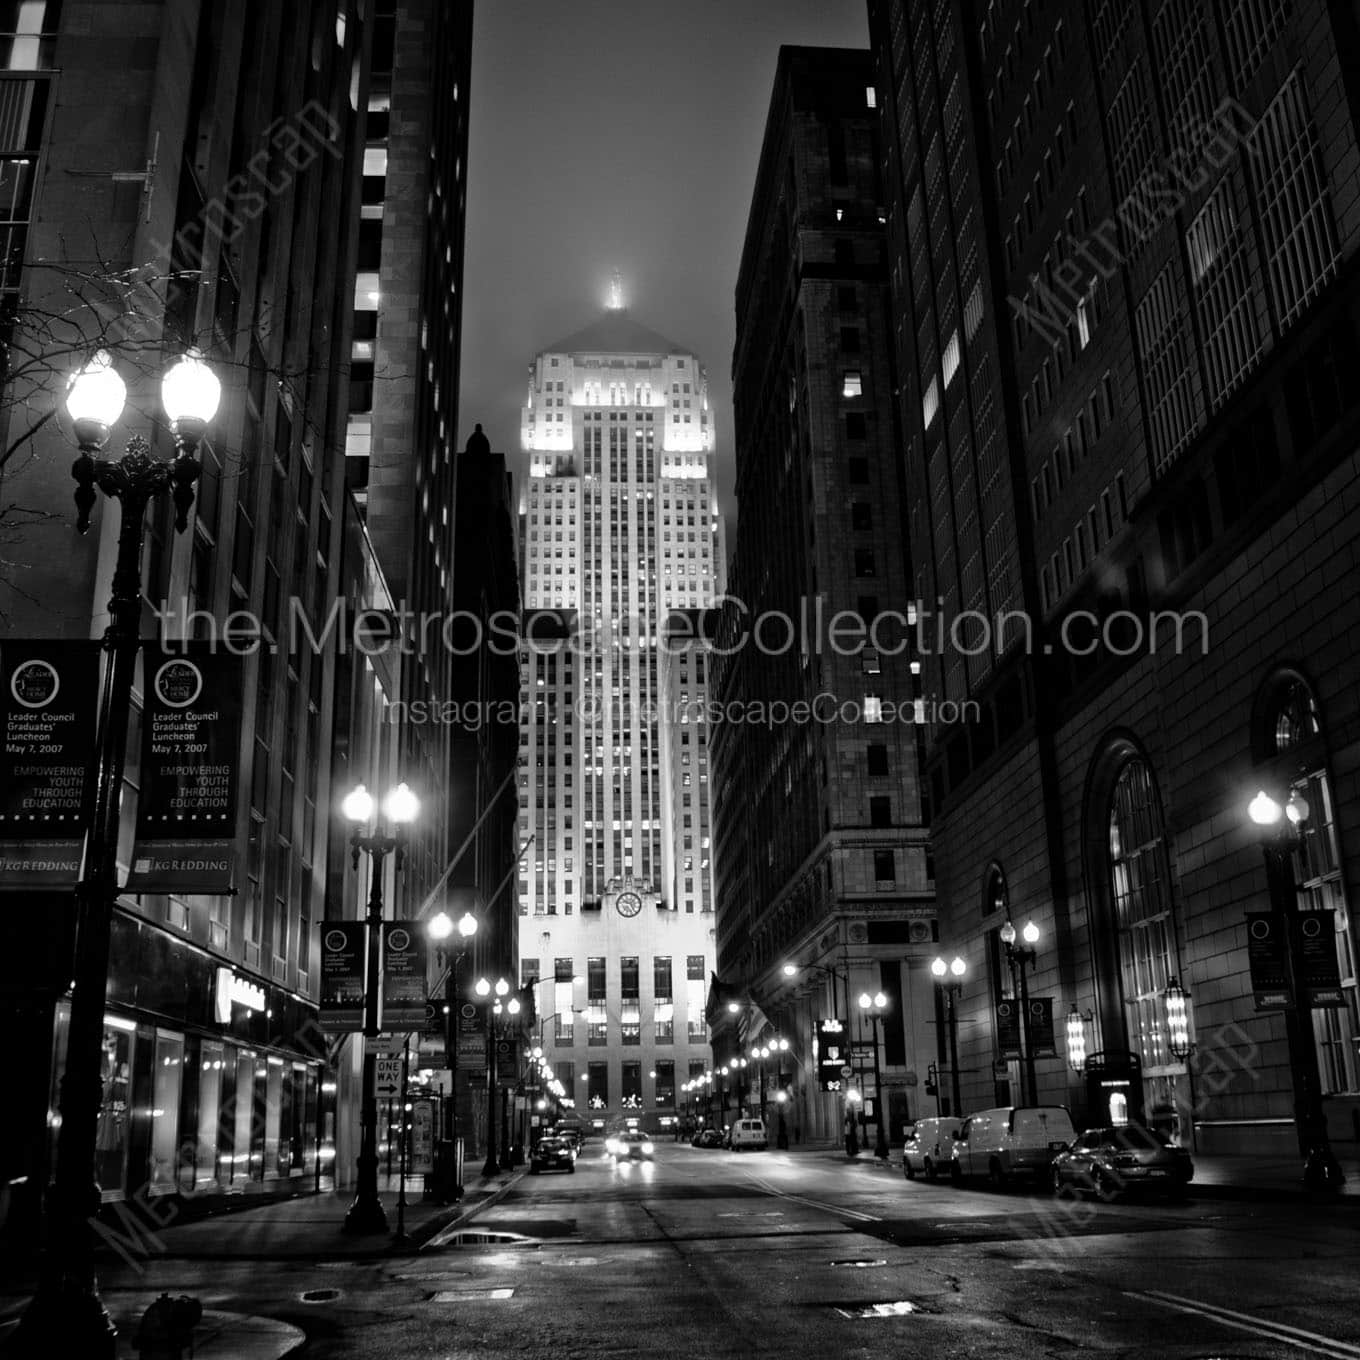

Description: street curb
[419,1170,527,1251]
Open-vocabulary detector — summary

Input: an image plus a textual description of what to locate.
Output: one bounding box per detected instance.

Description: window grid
[1248,72,1339,331]
[1134,264,1203,475]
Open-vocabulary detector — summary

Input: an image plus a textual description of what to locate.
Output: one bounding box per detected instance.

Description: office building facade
[714,47,936,1145]
[871,0,1360,1154]
[515,304,723,1129]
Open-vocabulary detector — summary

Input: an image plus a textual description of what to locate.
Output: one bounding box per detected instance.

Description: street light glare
[1021,920,1040,946]
[427,911,453,941]
[949,956,967,978]
[727,1001,740,1013]
[383,782,420,823]
[66,349,127,428]
[930,956,947,978]
[161,348,223,425]
[457,911,479,938]
[341,784,375,824]
[1248,790,1282,826]
[474,977,491,997]
[999,919,1017,946]
[858,992,871,1009]
[494,977,509,996]
[781,962,797,976]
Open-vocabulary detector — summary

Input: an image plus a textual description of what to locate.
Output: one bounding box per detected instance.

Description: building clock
[616,891,643,918]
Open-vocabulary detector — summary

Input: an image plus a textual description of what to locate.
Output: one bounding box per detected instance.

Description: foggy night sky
[457,0,869,532]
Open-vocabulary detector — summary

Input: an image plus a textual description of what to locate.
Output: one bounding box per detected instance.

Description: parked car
[529,1136,576,1175]
[950,1105,1076,1187]
[554,1125,584,1155]
[613,1131,655,1162]
[1051,1124,1193,1200]
[726,1118,768,1151]
[691,1128,723,1148]
[902,1116,963,1181]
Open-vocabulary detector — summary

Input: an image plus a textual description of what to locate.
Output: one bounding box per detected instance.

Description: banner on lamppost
[996,999,1022,1057]
[1246,912,1292,1010]
[410,1098,435,1174]
[381,922,428,1029]
[1028,997,1056,1056]
[319,922,367,1033]
[1293,910,1345,1007]
[455,999,487,1072]
[816,1018,846,1091]
[125,645,243,893]
[0,641,100,887]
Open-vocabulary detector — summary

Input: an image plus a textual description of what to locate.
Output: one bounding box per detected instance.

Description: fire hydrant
[135,1292,202,1359]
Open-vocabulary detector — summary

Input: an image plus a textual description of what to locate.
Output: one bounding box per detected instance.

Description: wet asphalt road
[95,1141,1360,1358]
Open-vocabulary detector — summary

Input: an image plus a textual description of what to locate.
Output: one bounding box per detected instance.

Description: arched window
[1258,672,1357,1094]
[1108,758,1180,1077]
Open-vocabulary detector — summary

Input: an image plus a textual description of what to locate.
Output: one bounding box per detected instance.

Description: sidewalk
[0,1166,526,1358]
[782,1139,1360,1201]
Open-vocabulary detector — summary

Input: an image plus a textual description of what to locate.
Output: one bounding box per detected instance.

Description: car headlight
[641,1141,654,1154]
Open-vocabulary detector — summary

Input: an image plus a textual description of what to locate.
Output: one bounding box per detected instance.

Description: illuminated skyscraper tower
[515,287,725,1126]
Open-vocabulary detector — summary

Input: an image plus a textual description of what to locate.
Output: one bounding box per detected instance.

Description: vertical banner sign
[409,1098,435,1174]
[1028,997,1056,1056]
[1246,912,1292,1010]
[419,999,450,1069]
[1293,911,1345,1006]
[996,1000,1022,1057]
[816,1018,846,1091]
[126,645,242,892]
[319,922,367,1033]
[0,641,99,887]
[381,922,428,1029]
[455,1001,487,1079]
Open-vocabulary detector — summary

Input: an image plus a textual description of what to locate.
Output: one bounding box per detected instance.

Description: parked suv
[726,1118,768,1151]
[950,1105,1076,1187]
[902,1116,962,1181]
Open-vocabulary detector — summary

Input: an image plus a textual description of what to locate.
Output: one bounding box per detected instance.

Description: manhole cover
[833,1300,923,1319]
[299,1289,341,1303]
[438,1231,538,1247]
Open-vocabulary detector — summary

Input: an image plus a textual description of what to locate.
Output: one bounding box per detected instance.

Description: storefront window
[149,1030,184,1194]
[266,1056,285,1177]
[96,1020,135,1201]
[231,1050,257,1183]
[190,1039,225,1192]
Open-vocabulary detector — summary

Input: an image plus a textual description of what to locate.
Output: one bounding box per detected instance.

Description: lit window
[842,371,863,398]
[865,85,877,109]
[942,331,960,387]
[864,696,883,723]
[922,376,939,428]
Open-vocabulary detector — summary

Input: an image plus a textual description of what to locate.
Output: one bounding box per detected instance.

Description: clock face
[616,891,643,918]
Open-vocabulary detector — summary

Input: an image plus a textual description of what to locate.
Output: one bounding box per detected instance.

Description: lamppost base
[341,1194,389,1235]
[481,1157,501,1178]
[1304,1147,1346,1191]
[5,1284,118,1359]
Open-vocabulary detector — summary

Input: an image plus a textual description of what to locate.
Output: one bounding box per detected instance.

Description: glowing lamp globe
[1022,921,1040,946]
[930,957,947,979]
[950,956,967,978]
[457,911,479,939]
[427,911,453,941]
[383,782,420,824]
[161,349,221,441]
[67,350,127,448]
[341,784,375,823]
[1249,791,1282,826]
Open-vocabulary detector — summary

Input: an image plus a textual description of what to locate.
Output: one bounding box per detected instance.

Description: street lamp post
[474,977,518,1177]
[341,781,421,1235]
[931,956,968,1116]
[857,991,890,1159]
[1248,788,1346,1190]
[999,918,1040,1105]
[427,909,476,1202]
[12,351,220,1357]
[773,1037,790,1148]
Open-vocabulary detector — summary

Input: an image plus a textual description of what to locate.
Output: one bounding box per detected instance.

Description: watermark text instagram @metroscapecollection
[151,595,1210,662]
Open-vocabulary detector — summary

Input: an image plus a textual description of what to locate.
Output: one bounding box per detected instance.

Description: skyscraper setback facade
[870,0,1360,1156]
[516,305,723,1125]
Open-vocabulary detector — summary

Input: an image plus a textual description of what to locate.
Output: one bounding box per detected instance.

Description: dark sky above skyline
[457,0,869,528]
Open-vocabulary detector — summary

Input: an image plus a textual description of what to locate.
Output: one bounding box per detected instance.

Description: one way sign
[375,1055,403,1098]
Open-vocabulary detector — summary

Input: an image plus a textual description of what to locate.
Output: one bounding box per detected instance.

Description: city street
[72,1143,1360,1359]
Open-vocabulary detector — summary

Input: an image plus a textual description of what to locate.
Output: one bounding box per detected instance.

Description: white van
[949,1106,1075,1187]
[902,1117,962,1181]
[727,1118,768,1150]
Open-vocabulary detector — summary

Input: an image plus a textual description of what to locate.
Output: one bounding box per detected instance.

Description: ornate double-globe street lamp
[341,781,421,1235]
[931,956,968,1116]
[426,908,477,1201]
[1248,787,1345,1190]
[13,350,220,1358]
[474,977,518,1176]
[999,918,1041,1105]
[857,991,891,1159]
